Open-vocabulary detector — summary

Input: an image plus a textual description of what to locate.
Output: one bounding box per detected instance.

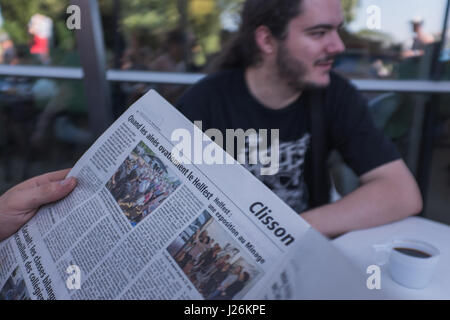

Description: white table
[332,216,450,299]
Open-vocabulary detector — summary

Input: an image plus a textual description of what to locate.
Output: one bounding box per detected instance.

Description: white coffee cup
[373,239,440,289]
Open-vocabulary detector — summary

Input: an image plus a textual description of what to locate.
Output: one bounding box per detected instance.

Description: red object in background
[30,35,49,55]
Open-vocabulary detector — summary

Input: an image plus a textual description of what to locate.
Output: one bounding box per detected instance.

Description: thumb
[22,177,77,210]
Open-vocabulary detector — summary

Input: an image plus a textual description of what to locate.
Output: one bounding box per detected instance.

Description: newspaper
[0,90,382,300]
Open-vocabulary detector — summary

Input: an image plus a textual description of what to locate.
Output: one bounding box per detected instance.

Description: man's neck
[245,66,302,110]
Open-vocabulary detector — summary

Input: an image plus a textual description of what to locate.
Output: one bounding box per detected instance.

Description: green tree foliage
[1,0,68,44]
[1,0,78,65]
[0,0,360,67]
[119,0,180,38]
[341,0,360,24]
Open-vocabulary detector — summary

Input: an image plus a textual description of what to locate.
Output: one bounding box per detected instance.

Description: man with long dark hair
[177,0,422,238]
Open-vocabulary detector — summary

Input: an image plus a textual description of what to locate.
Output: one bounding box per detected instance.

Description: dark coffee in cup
[393,247,432,258]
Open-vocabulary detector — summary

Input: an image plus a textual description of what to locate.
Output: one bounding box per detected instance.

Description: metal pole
[177,0,190,67]
[432,0,450,79]
[405,1,450,177]
[417,0,450,214]
[71,0,113,139]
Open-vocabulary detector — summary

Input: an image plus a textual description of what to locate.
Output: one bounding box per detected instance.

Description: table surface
[332,216,450,299]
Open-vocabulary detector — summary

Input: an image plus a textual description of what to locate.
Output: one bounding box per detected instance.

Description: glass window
[100,0,243,70]
[0,76,89,194]
[439,3,450,78]
[100,0,245,104]
[336,0,448,80]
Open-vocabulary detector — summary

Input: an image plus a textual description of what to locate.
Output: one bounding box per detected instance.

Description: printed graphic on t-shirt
[241,134,311,213]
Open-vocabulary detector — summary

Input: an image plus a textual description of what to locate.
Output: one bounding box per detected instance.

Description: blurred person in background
[150,29,194,103]
[28,13,53,64]
[402,16,436,59]
[0,33,17,65]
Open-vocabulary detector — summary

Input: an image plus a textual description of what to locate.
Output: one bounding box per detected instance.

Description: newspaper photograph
[105,141,182,227]
[167,210,262,300]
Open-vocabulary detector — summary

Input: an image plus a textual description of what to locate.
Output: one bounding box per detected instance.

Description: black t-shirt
[176,69,400,212]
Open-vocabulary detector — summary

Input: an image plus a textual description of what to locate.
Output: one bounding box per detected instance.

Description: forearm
[300,176,422,238]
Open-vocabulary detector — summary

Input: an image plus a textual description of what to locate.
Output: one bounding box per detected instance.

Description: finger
[10,169,73,192]
[37,169,73,183]
[18,177,77,210]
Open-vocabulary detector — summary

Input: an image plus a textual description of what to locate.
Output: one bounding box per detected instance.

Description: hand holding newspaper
[0,90,383,300]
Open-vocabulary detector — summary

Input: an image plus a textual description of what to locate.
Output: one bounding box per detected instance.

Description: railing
[1,65,449,93]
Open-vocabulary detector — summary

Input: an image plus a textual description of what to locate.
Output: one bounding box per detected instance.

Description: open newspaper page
[0,90,379,300]
[253,227,386,299]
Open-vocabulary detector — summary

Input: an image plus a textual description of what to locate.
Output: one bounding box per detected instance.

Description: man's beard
[276,42,330,91]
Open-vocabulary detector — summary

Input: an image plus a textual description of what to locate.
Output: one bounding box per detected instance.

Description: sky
[347,0,449,43]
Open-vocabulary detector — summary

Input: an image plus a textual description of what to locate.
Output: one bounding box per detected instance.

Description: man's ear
[254,25,277,55]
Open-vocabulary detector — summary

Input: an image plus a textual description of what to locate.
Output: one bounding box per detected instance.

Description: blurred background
[0,0,449,225]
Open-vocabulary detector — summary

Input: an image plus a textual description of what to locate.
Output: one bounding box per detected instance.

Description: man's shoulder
[321,71,366,108]
[187,69,241,93]
[327,71,358,94]
[177,69,243,121]
[176,69,242,111]
[310,71,368,126]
